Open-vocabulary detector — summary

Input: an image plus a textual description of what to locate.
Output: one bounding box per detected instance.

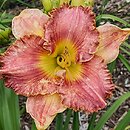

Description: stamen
[59,57,62,62]
[57,47,71,68]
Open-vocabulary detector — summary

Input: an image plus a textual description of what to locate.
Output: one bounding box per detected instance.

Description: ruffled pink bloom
[0,5,130,129]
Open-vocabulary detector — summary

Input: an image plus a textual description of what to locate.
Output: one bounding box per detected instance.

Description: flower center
[57,47,71,68]
[38,39,83,81]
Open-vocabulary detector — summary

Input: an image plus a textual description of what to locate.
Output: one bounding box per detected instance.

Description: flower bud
[41,0,53,12]
[84,0,94,7]
[51,0,60,8]
[71,0,84,6]
[71,0,94,7]
[60,0,71,5]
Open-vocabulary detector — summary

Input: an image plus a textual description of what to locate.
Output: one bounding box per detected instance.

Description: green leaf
[93,92,130,130]
[118,54,130,72]
[0,12,14,19]
[16,0,34,7]
[88,112,97,130]
[125,125,130,130]
[108,60,116,73]
[0,24,6,29]
[55,113,63,130]
[0,0,7,10]
[0,80,5,130]
[120,46,130,56]
[0,80,13,130]
[122,42,130,49]
[96,14,130,27]
[0,47,6,53]
[0,80,20,130]
[72,111,79,130]
[0,11,7,20]
[0,12,14,26]
[101,0,109,13]
[102,0,109,6]
[31,120,37,130]
[0,19,12,24]
[6,89,20,130]
[63,109,72,130]
[0,28,11,39]
[115,110,130,130]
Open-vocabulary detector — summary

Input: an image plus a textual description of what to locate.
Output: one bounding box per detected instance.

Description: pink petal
[12,9,49,39]
[59,56,114,112]
[96,23,130,63]
[44,5,99,62]
[26,93,66,129]
[0,35,59,96]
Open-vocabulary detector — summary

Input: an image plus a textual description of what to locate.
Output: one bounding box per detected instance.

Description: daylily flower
[0,5,130,130]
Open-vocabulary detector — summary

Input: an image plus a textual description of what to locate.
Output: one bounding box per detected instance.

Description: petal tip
[12,9,49,39]
[96,23,130,63]
[26,94,66,129]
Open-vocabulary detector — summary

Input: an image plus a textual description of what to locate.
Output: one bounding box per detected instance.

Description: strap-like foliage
[93,92,130,130]
[0,80,20,130]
